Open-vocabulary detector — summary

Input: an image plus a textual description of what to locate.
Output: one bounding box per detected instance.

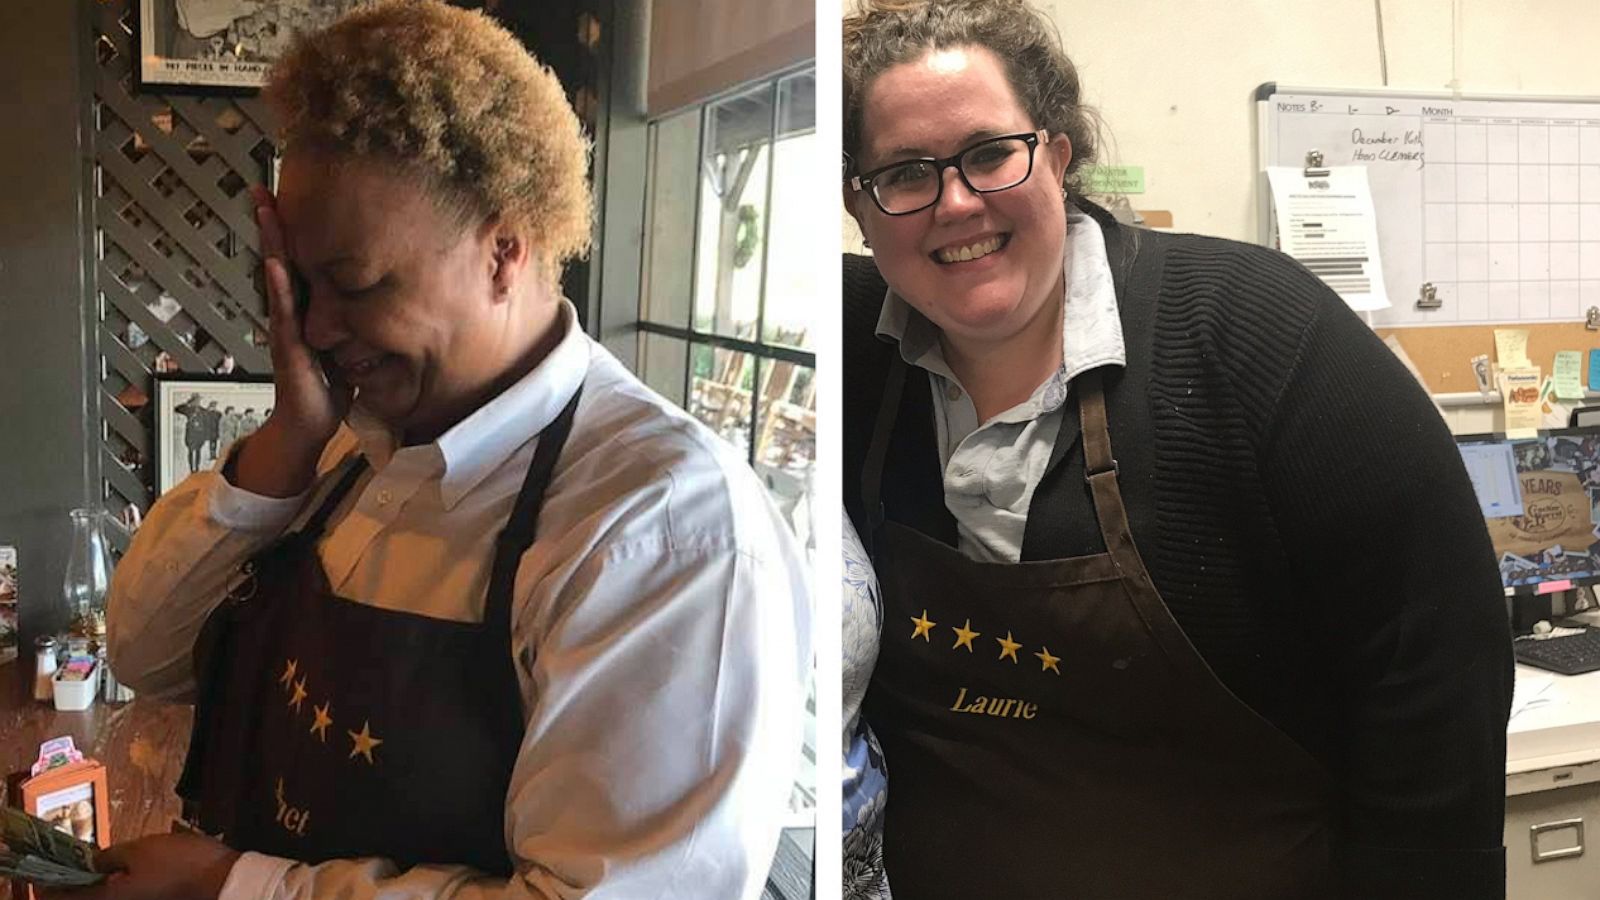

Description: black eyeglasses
[847,130,1048,216]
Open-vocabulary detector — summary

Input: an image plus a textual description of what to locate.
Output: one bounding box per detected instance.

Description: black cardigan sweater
[844,205,1514,898]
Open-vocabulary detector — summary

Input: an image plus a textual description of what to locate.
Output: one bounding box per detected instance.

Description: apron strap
[860,353,908,558]
[300,455,370,539]
[489,385,584,567]
[481,384,584,743]
[1076,369,1145,573]
[1077,367,1116,479]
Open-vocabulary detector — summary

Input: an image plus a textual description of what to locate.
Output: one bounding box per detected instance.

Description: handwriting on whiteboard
[1349,128,1425,163]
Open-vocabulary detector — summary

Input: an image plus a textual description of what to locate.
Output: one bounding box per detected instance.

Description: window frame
[635,63,818,470]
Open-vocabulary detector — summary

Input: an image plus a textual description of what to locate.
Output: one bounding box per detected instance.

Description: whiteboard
[1257,84,1600,329]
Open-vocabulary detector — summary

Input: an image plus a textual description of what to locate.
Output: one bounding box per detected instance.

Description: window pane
[762,70,818,350]
[692,83,773,340]
[640,109,702,329]
[754,359,815,552]
[687,344,754,457]
[638,333,689,407]
[754,361,814,477]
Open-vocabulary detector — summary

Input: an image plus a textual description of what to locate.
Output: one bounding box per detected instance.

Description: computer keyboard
[1515,628,1600,675]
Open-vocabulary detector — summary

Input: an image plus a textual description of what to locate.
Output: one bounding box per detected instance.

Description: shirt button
[376,489,393,506]
[946,383,963,402]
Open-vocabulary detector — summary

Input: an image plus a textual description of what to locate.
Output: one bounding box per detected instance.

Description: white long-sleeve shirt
[109,302,812,899]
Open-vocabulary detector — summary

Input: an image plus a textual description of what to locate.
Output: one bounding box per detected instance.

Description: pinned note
[1495,329,1530,368]
[1554,351,1585,400]
[1083,165,1145,194]
[1590,350,1600,395]
[1266,166,1389,311]
[1502,367,1543,439]
[1471,354,1493,395]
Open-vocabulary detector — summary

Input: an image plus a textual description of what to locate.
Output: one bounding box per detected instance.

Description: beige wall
[842,0,1600,250]
[1043,0,1600,242]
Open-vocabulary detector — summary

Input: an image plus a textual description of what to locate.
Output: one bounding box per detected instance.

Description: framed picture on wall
[153,375,276,495]
[135,0,368,94]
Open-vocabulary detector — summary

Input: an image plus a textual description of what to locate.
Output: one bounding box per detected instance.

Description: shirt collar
[874,209,1127,387]
[346,299,590,511]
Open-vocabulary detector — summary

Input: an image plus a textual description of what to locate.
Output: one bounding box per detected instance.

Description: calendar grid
[1422,113,1600,327]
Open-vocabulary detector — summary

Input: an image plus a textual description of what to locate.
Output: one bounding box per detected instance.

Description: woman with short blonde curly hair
[265,0,592,277]
[104,2,811,897]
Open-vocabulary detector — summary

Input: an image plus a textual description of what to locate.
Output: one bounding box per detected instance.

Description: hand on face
[252,184,354,453]
[35,833,240,900]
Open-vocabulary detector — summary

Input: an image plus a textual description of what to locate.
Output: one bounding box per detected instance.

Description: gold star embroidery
[348,720,383,764]
[910,610,936,641]
[289,677,308,713]
[279,659,298,689]
[1035,646,1061,675]
[310,702,333,742]
[996,631,1022,663]
[951,619,980,652]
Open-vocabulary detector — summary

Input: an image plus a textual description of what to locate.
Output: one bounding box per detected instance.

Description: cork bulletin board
[1379,323,1600,395]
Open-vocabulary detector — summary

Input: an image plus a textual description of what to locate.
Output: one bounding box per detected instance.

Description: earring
[863,236,872,249]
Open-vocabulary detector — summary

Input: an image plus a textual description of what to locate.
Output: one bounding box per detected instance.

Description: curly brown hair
[843,0,1101,204]
[265,0,592,269]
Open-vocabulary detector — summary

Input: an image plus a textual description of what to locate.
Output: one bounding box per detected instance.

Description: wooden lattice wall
[92,0,276,539]
[86,0,604,545]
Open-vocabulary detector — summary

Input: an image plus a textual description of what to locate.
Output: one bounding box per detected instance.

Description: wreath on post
[733,204,761,269]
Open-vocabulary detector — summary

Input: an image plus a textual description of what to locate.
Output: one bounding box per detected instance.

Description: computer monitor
[1455,426,1600,596]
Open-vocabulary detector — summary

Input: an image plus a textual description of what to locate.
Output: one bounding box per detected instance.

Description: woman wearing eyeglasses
[841,2,1512,898]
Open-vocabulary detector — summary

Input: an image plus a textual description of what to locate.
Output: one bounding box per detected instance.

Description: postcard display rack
[6,750,111,900]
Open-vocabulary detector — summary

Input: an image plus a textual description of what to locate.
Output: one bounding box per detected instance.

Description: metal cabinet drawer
[1507,775,1600,899]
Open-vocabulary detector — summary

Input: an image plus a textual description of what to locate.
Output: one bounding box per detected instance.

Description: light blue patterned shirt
[842,511,890,899]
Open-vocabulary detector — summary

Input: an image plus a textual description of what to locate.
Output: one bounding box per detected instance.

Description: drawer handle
[1531,818,1586,863]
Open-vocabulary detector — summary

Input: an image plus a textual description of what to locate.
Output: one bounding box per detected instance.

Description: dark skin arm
[36,833,239,900]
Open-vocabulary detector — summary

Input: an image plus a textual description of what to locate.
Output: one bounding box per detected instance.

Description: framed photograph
[154,374,276,495]
[0,546,15,665]
[135,0,368,94]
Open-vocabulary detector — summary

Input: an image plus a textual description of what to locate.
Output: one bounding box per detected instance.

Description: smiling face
[849,46,1071,350]
[277,153,522,441]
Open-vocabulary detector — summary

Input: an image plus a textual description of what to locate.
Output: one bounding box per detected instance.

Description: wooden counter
[0,658,191,898]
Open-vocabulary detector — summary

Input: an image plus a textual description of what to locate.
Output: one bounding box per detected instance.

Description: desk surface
[0,658,190,897]
[1508,663,1600,774]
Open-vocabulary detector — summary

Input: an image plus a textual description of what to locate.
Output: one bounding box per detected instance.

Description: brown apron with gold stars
[176,388,581,877]
[862,362,1334,898]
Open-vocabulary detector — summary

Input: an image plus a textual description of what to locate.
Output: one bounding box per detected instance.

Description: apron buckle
[1085,459,1120,482]
[869,501,887,529]
[225,560,258,606]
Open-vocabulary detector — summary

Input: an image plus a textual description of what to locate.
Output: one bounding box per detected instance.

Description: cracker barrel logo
[1509,384,1541,404]
[1512,477,1568,536]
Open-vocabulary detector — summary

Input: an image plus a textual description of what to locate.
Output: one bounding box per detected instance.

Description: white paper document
[1267,166,1391,312]
[1511,671,1557,720]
